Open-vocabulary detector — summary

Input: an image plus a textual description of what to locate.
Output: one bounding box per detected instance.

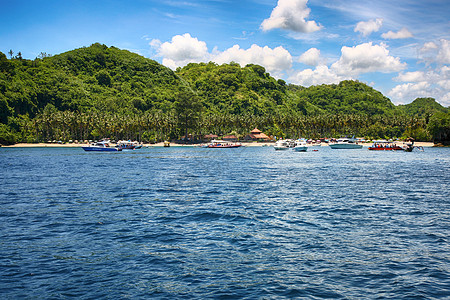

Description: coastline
[2,141,436,148]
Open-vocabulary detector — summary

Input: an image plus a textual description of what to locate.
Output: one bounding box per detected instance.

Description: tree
[174,90,203,142]
[427,112,450,145]
[8,49,13,59]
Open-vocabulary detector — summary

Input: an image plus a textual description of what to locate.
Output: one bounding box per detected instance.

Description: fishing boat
[207,140,242,148]
[274,139,290,150]
[82,140,121,152]
[293,139,308,152]
[368,140,403,151]
[329,137,363,149]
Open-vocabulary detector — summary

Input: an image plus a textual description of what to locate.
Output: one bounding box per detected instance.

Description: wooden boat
[368,140,403,151]
[207,140,242,148]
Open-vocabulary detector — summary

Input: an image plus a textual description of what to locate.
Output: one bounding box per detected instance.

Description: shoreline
[2,141,436,148]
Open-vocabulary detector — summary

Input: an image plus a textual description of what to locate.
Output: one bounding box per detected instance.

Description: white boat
[82,140,121,152]
[274,139,290,150]
[293,140,308,152]
[329,137,363,149]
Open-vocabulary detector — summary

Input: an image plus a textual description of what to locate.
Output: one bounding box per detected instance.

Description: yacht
[329,137,363,149]
[293,140,308,152]
[274,139,290,150]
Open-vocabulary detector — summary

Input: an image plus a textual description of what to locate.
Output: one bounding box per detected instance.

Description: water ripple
[0,146,449,299]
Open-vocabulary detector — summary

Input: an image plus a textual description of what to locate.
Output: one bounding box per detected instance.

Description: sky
[1,0,449,106]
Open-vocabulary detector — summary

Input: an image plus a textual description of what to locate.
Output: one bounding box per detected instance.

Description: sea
[0,145,449,299]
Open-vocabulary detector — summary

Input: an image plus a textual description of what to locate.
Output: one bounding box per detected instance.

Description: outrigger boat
[207,140,242,148]
[368,140,403,151]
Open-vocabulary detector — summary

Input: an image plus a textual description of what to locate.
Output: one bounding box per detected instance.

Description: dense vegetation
[1,43,449,145]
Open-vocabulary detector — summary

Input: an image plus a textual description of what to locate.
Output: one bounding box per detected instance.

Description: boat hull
[294,146,308,152]
[274,147,290,150]
[329,144,363,149]
[208,145,242,148]
[82,147,120,152]
[368,147,403,151]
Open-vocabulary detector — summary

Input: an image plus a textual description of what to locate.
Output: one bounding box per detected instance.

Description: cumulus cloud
[298,48,324,66]
[419,39,450,66]
[289,65,349,86]
[354,18,383,37]
[331,42,406,76]
[150,34,292,76]
[381,28,413,39]
[394,71,425,82]
[420,41,438,53]
[156,33,208,61]
[388,82,431,104]
[213,44,292,75]
[437,39,450,64]
[389,65,450,105]
[261,0,322,33]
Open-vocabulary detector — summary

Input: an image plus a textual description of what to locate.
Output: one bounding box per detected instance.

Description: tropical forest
[0,43,449,145]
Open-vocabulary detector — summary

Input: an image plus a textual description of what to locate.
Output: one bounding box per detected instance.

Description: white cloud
[437,39,450,64]
[261,0,322,33]
[354,18,383,37]
[420,42,438,53]
[331,42,406,76]
[419,39,450,66]
[381,28,413,39]
[298,48,324,66]
[154,33,209,65]
[150,34,292,76]
[213,44,292,76]
[289,65,349,86]
[388,82,431,104]
[389,65,450,106]
[394,71,425,82]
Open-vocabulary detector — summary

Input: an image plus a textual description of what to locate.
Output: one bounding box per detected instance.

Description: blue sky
[1,0,449,106]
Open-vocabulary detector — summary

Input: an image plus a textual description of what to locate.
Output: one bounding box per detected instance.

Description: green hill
[1,43,449,144]
[398,97,448,117]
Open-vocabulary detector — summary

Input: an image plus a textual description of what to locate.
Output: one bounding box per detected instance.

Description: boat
[207,140,242,148]
[82,140,121,152]
[116,140,136,150]
[368,140,403,151]
[274,139,290,150]
[293,139,308,152]
[329,137,363,149]
[163,141,170,147]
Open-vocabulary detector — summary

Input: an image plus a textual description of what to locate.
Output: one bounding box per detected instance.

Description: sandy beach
[2,141,436,148]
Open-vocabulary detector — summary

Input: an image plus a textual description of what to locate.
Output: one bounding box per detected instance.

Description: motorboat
[293,139,308,152]
[274,139,290,150]
[329,137,363,149]
[82,140,121,152]
[368,140,403,151]
[116,140,136,150]
[207,140,242,148]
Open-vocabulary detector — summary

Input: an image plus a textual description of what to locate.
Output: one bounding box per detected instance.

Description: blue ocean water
[0,146,449,299]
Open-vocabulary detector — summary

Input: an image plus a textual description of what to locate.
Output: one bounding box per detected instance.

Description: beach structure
[223,135,238,142]
[244,128,271,142]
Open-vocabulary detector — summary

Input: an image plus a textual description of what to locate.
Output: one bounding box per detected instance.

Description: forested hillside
[0,43,449,145]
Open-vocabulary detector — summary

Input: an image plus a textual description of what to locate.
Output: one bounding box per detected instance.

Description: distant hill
[398,97,448,117]
[286,80,396,116]
[1,43,443,119]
